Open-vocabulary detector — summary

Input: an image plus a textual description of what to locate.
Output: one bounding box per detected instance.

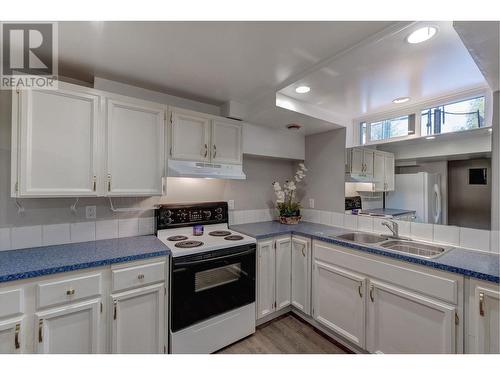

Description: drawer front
[112,261,165,292]
[37,273,102,309]
[314,241,459,304]
[0,289,23,318]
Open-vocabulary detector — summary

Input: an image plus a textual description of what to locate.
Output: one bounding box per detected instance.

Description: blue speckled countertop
[231,221,499,283]
[0,235,170,283]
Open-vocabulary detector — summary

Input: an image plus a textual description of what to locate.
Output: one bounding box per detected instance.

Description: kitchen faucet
[382,219,399,238]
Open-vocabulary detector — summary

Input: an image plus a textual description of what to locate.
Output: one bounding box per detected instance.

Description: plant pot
[279,215,302,225]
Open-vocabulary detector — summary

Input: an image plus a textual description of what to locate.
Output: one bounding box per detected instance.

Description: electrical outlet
[228,200,235,210]
[86,206,97,220]
[309,198,315,209]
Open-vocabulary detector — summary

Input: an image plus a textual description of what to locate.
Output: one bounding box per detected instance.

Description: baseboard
[256,306,292,326]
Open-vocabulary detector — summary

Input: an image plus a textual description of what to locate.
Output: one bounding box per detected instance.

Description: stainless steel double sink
[333,232,452,259]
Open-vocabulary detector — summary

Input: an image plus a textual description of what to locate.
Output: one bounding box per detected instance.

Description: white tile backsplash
[118,218,139,238]
[96,219,119,240]
[460,227,490,252]
[395,220,411,238]
[433,225,460,246]
[11,225,42,249]
[357,216,373,232]
[42,223,71,246]
[0,228,11,251]
[344,214,358,230]
[138,217,154,236]
[372,218,392,235]
[70,222,96,243]
[331,212,344,227]
[309,209,320,224]
[410,222,433,241]
[490,230,499,254]
[320,211,332,226]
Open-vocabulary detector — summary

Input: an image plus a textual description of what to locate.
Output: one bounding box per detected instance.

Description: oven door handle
[173,248,255,268]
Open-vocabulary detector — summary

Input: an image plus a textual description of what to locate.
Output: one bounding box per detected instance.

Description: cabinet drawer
[112,261,165,292]
[37,273,102,309]
[0,289,23,318]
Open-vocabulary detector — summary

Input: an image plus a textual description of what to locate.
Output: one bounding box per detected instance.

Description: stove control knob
[164,210,172,217]
[165,218,173,224]
[215,207,222,214]
[215,214,223,220]
[203,210,212,218]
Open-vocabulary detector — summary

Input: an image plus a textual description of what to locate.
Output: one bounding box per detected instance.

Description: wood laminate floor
[217,314,350,354]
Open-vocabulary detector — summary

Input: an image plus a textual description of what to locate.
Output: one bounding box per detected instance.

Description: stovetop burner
[175,240,204,248]
[224,235,244,241]
[209,230,232,237]
[167,235,189,242]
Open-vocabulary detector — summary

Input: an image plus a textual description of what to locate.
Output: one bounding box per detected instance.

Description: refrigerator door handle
[433,183,441,224]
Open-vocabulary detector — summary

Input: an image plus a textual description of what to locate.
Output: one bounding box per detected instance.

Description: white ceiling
[278,21,488,119]
[58,21,394,106]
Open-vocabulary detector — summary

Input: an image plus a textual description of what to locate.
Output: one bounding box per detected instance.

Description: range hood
[167,159,246,180]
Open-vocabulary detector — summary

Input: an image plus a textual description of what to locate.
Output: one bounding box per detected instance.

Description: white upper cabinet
[384,154,395,191]
[372,151,395,192]
[105,97,165,196]
[170,111,211,162]
[13,86,100,197]
[169,107,243,165]
[211,120,243,164]
[346,148,375,177]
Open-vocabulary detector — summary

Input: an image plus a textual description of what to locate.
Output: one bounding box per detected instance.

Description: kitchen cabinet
[366,279,456,353]
[346,148,374,178]
[312,259,366,347]
[11,85,100,197]
[312,240,462,353]
[384,154,395,191]
[169,107,243,165]
[256,236,292,320]
[105,97,165,196]
[111,283,165,354]
[36,299,103,354]
[468,279,500,353]
[0,317,24,354]
[291,236,311,315]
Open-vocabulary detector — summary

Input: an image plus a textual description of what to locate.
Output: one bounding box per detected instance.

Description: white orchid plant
[272,163,308,217]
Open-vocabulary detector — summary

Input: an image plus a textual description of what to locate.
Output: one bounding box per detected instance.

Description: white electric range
[156,202,256,354]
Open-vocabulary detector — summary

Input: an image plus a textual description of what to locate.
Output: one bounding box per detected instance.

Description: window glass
[369,115,409,142]
[360,122,367,145]
[421,96,485,136]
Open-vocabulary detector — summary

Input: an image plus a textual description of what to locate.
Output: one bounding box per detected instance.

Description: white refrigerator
[386,172,443,224]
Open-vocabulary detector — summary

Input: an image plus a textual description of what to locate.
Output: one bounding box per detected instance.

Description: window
[421,96,485,136]
[360,114,414,144]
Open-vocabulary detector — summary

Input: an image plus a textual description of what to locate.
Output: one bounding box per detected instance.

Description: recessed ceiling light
[407,26,438,44]
[295,86,310,94]
[393,97,410,104]
[426,136,436,140]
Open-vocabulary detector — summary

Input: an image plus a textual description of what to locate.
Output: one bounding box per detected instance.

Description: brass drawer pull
[113,300,117,320]
[137,274,145,280]
[38,319,43,343]
[213,144,217,158]
[369,284,374,302]
[204,144,208,158]
[66,288,75,296]
[301,244,306,257]
[92,175,96,192]
[358,282,363,298]
[479,292,485,316]
[14,323,20,349]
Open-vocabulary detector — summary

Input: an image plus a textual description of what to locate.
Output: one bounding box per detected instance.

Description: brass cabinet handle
[107,174,112,192]
[66,288,75,296]
[14,323,20,349]
[203,144,208,158]
[213,144,217,159]
[369,284,374,302]
[137,274,145,280]
[113,300,117,320]
[479,292,485,316]
[358,282,363,298]
[38,319,43,343]
[301,244,306,257]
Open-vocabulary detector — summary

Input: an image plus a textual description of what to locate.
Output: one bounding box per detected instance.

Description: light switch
[309,198,315,209]
[228,200,235,210]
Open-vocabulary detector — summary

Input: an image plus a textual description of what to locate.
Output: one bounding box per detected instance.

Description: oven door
[171,244,256,332]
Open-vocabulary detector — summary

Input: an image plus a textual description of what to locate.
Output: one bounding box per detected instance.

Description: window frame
[355,87,492,146]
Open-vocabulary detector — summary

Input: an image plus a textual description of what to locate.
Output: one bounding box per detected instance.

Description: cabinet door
[0,317,24,354]
[474,285,500,353]
[257,239,275,319]
[211,120,243,164]
[366,279,456,354]
[350,148,364,174]
[17,88,100,197]
[111,284,165,354]
[363,149,374,177]
[291,236,311,315]
[36,299,102,354]
[384,155,395,191]
[170,111,211,162]
[312,260,366,347]
[275,237,292,310]
[373,152,385,191]
[105,98,165,196]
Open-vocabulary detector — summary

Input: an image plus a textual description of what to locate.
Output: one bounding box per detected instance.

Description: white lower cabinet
[0,317,24,354]
[291,236,311,315]
[111,283,165,354]
[256,236,291,320]
[36,299,102,354]
[312,260,366,347]
[366,279,456,354]
[469,279,500,353]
